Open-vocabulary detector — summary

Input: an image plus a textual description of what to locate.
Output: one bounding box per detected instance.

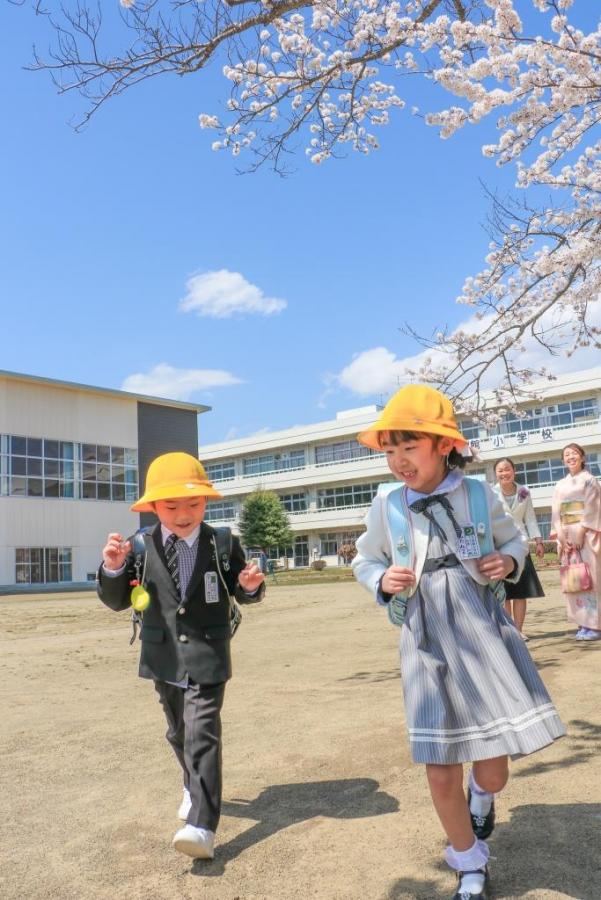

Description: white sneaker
[178,788,192,821]
[172,824,215,859]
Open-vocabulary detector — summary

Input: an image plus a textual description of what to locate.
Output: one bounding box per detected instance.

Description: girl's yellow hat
[357,384,467,451]
[131,452,223,512]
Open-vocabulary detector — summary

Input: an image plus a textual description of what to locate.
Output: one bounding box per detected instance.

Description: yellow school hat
[357,384,467,451]
[131,452,223,512]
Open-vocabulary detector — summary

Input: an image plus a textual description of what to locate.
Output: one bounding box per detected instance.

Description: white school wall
[0,377,139,586]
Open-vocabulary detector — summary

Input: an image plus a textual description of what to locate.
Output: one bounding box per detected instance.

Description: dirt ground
[1,573,600,900]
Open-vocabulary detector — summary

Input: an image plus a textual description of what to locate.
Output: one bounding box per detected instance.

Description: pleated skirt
[504,553,545,600]
[400,551,565,764]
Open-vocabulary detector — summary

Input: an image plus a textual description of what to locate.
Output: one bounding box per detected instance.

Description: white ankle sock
[444,837,489,871]
[458,870,486,894]
[468,770,493,816]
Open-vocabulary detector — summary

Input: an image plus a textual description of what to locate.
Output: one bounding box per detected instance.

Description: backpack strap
[213,526,233,580]
[464,477,506,603]
[211,526,242,637]
[380,483,413,628]
[128,526,153,645]
[464,478,493,555]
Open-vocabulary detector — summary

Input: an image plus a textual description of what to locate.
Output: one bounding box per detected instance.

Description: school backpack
[378,477,506,628]
[128,525,241,643]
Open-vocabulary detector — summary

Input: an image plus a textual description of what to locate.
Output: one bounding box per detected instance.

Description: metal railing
[207,414,601,481]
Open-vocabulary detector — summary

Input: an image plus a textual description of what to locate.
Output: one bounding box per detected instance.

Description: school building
[0,370,208,590]
[3,365,601,586]
[198,367,601,568]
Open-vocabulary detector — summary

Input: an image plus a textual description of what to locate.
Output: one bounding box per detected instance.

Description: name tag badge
[204,571,220,604]
[457,524,481,560]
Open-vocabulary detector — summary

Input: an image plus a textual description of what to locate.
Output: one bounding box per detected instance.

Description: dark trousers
[154,679,226,832]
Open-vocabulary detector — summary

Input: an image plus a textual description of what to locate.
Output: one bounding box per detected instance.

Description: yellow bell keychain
[131,584,151,611]
[130,538,151,611]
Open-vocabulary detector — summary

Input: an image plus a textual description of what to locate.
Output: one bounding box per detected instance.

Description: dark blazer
[97,522,263,685]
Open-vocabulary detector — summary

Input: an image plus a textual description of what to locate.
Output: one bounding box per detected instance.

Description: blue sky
[1,2,597,445]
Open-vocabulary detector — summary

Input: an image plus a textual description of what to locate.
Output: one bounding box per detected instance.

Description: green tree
[239,491,293,552]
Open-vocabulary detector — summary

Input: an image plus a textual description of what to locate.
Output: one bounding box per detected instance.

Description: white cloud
[122,363,243,401]
[332,302,601,400]
[179,269,287,318]
[335,346,411,396]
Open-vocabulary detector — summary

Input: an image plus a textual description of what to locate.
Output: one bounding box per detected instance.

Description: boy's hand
[381,565,416,594]
[102,533,131,571]
[478,552,515,580]
[238,562,265,593]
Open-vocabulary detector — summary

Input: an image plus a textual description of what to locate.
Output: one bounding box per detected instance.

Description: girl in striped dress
[352,385,565,900]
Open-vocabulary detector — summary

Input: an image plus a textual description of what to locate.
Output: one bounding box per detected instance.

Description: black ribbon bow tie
[409,494,462,540]
[409,495,447,514]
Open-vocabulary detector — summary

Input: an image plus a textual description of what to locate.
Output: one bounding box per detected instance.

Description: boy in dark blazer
[98,452,265,859]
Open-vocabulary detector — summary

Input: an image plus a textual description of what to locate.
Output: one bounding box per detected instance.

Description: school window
[294,535,309,567]
[15,547,72,584]
[280,492,307,512]
[314,440,375,465]
[1,434,138,502]
[204,501,237,522]
[497,408,545,435]
[266,544,293,560]
[535,512,552,540]
[513,457,567,487]
[242,449,305,477]
[458,421,485,442]
[204,460,236,482]
[317,481,382,509]
[319,533,338,556]
[514,453,601,487]
[467,468,487,481]
[546,398,598,428]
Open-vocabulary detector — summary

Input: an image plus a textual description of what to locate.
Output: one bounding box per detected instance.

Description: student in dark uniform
[98,452,265,859]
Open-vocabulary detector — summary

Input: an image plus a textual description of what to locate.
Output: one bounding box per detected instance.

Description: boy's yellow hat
[131,452,223,512]
[357,384,467,451]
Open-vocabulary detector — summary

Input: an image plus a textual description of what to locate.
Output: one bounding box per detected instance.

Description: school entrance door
[294,535,309,568]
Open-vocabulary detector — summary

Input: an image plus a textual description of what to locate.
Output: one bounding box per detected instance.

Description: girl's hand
[238,562,265,593]
[534,539,545,559]
[381,565,416,594]
[477,552,515,581]
[102,533,131,571]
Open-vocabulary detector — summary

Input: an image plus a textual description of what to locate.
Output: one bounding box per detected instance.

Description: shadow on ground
[189,777,398,876]
[514,718,601,778]
[389,718,601,898]
[388,799,601,899]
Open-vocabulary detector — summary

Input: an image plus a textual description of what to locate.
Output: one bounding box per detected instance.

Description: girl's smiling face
[382,433,454,493]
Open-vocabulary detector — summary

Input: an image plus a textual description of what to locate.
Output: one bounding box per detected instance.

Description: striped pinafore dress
[399,495,565,765]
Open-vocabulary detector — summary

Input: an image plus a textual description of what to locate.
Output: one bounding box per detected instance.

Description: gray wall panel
[137,403,199,527]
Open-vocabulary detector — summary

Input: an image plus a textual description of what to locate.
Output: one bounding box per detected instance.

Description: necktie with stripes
[164,533,181,595]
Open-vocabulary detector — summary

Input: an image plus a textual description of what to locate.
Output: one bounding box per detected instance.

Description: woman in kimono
[551,443,601,641]
[493,458,545,641]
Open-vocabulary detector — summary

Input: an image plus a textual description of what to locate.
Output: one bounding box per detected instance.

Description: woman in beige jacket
[493,458,545,640]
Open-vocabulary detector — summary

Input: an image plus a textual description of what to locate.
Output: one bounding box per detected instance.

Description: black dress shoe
[467,788,495,839]
[452,866,490,899]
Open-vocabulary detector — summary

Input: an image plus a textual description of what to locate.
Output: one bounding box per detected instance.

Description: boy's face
[153,497,207,537]
[382,434,454,494]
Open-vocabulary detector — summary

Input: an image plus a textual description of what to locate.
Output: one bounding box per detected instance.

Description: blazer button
[178,634,188,643]
[178,607,186,615]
